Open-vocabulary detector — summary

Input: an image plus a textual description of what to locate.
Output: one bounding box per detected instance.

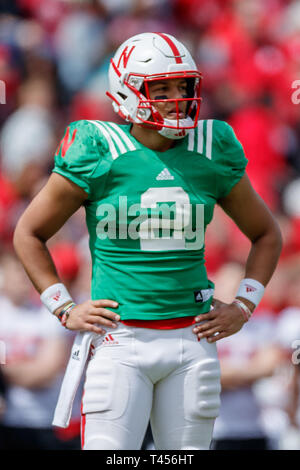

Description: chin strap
[157,117,195,140]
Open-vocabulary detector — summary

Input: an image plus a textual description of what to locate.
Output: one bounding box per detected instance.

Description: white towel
[52,331,96,428]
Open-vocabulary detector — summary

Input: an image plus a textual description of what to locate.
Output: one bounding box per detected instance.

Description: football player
[14,32,282,450]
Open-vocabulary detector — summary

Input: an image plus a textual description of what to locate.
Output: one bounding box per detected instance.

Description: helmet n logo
[117,45,135,69]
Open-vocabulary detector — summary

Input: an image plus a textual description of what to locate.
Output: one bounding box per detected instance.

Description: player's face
[147,78,189,119]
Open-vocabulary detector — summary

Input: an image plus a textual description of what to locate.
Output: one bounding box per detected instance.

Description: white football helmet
[106,32,203,139]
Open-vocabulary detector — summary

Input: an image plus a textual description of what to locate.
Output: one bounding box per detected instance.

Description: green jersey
[53,119,247,320]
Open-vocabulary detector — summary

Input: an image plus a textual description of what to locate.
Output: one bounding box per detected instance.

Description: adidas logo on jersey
[102,334,119,346]
[194,288,214,303]
[194,290,203,303]
[195,292,203,302]
[156,168,174,180]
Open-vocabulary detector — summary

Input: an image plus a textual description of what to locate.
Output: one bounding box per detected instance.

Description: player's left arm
[193,174,282,342]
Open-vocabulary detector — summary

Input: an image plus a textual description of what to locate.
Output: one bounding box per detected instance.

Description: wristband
[40,283,73,314]
[233,299,252,322]
[235,278,265,307]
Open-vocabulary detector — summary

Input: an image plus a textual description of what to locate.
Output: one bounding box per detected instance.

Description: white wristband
[236,278,265,307]
[40,283,73,314]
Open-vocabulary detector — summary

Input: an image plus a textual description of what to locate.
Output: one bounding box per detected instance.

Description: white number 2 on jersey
[139,187,204,251]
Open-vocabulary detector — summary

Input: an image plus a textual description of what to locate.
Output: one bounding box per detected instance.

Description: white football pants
[81,322,221,450]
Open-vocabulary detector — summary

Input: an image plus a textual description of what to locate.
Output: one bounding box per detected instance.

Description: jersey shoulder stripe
[197,119,204,154]
[100,121,128,154]
[107,122,137,152]
[87,120,139,160]
[187,119,212,159]
[87,120,119,160]
[187,127,194,152]
[206,119,213,160]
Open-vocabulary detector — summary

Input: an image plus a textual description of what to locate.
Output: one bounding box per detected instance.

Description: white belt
[52,331,96,428]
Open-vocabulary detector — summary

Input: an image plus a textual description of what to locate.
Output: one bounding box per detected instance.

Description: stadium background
[0,0,300,450]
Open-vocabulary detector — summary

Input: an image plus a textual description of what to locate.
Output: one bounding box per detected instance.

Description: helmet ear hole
[117,92,128,101]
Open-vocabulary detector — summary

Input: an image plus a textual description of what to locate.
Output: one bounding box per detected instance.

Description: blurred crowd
[0,0,300,450]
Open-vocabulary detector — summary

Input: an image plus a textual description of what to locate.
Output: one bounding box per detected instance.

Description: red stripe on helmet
[155,33,183,64]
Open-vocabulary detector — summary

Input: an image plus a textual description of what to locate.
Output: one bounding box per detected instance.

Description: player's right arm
[13,169,119,334]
